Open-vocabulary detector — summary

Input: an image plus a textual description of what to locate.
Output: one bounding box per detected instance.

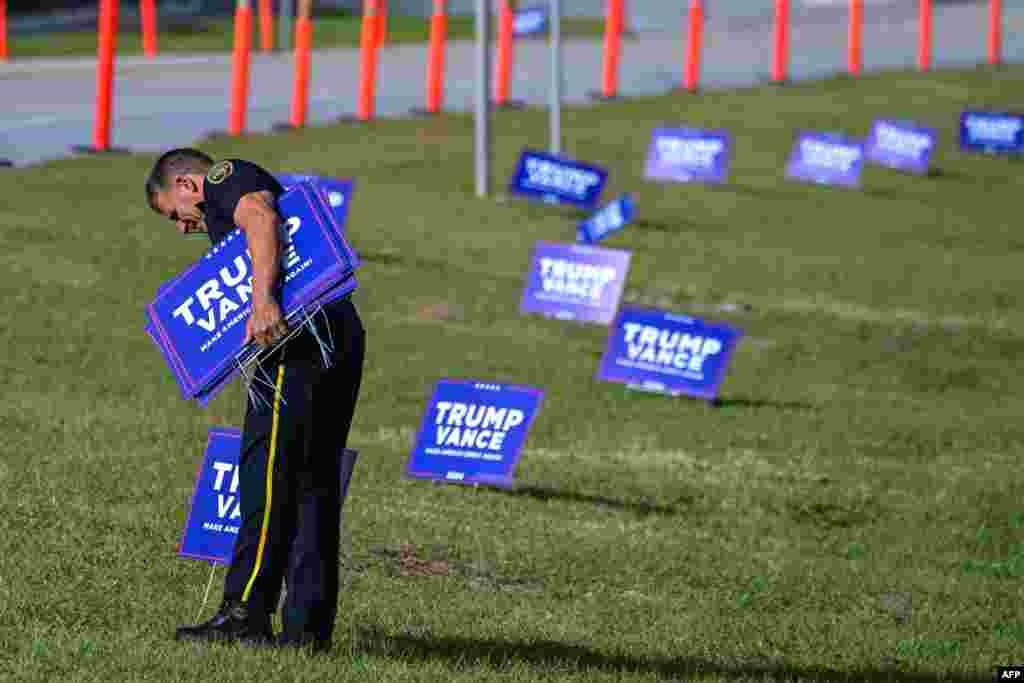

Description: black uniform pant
[222,300,364,645]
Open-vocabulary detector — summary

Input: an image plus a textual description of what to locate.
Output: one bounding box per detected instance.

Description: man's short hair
[145,148,215,213]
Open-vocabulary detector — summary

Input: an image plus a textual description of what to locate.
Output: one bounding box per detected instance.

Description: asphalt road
[1,0,1022,167]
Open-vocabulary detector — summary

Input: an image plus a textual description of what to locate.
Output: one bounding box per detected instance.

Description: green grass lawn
[5,9,609,60]
[2,65,1023,681]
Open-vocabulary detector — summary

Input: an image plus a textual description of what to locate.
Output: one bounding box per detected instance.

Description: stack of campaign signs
[145,177,360,407]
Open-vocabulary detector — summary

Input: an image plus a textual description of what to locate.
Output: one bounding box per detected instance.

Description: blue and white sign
[150,272,358,409]
[406,380,544,488]
[179,429,362,563]
[644,128,731,184]
[520,241,631,325]
[578,194,635,243]
[865,120,937,175]
[596,306,743,401]
[179,427,242,565]
[513,6,548,36]
[276,174,355,229]
[509,149,608,209]
[785,133,865,189]
[959,111,1024,156]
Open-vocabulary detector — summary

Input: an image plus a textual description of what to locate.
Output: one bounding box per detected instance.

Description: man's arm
[234,190,288,348]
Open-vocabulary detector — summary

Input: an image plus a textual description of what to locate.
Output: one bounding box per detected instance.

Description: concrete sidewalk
[1,1,1022,168]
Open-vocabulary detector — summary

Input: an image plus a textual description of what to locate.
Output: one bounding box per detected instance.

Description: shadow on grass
[496,482,686,518]
[355,627,987,682]
[862,186,914,201]
[924,166,992,184]
[709,183,807,202]
[712,396,817,412]
[631,217,692,233]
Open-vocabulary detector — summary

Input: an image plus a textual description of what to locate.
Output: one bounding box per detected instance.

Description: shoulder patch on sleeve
[206,160,234,185]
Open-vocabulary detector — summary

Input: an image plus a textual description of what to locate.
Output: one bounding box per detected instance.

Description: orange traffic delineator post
[0,1,10,166]
[412,0,449,116]
[377,0,388,47]
[74,0,129,155]
[290,7,313,127]
[848,0,862,76]
[344,0,382,123]
[988,0,1002,66]
[274,0,313,130]
[141,0,158,59]
[495,0,525,108]
[495,0,513,105]
[772,0,789,83]
[0,0,9,62]
[229,0,253,136]
[590,0,624,101]
[259,0,274,52]
[682,0,703,93]
[918,0,932,72]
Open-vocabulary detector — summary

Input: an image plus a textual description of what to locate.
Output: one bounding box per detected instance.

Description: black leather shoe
[174,601,274,645]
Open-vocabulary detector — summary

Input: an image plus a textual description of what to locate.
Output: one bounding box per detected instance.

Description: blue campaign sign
[644,128,731,184]
[578,194,635,244]
[276,174,355,230]
[785,132,865,189]
[146,320,189,401]
[596,306,743,401]
[179,428,242,565]
[509,149,608,209]
[864,120,937,175]
[519,241,631,325]
[513,6,548,36]
[406,380,544,488]
[178,429,361,563]
[959,111,1024,155]
[147,183,356,398]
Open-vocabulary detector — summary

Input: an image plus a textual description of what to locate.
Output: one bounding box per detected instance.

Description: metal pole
[279,0,294,51]
[475,0,491,198]
[549,0,562,155]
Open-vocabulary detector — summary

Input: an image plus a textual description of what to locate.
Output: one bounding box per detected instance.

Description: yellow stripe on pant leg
[242,364,286,604]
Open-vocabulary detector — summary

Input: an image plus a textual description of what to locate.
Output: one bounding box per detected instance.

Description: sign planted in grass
[178,428,243,565]
[577,194,635,244]
[406,380,543,488]
[959,111,1024,156]
[785,132,865,188]
[509,150,608,209]
[179,429,359,565]
[644,128,731,184]
[597,306,743,400]
[864,120,937,175]
[520,242,631,325]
